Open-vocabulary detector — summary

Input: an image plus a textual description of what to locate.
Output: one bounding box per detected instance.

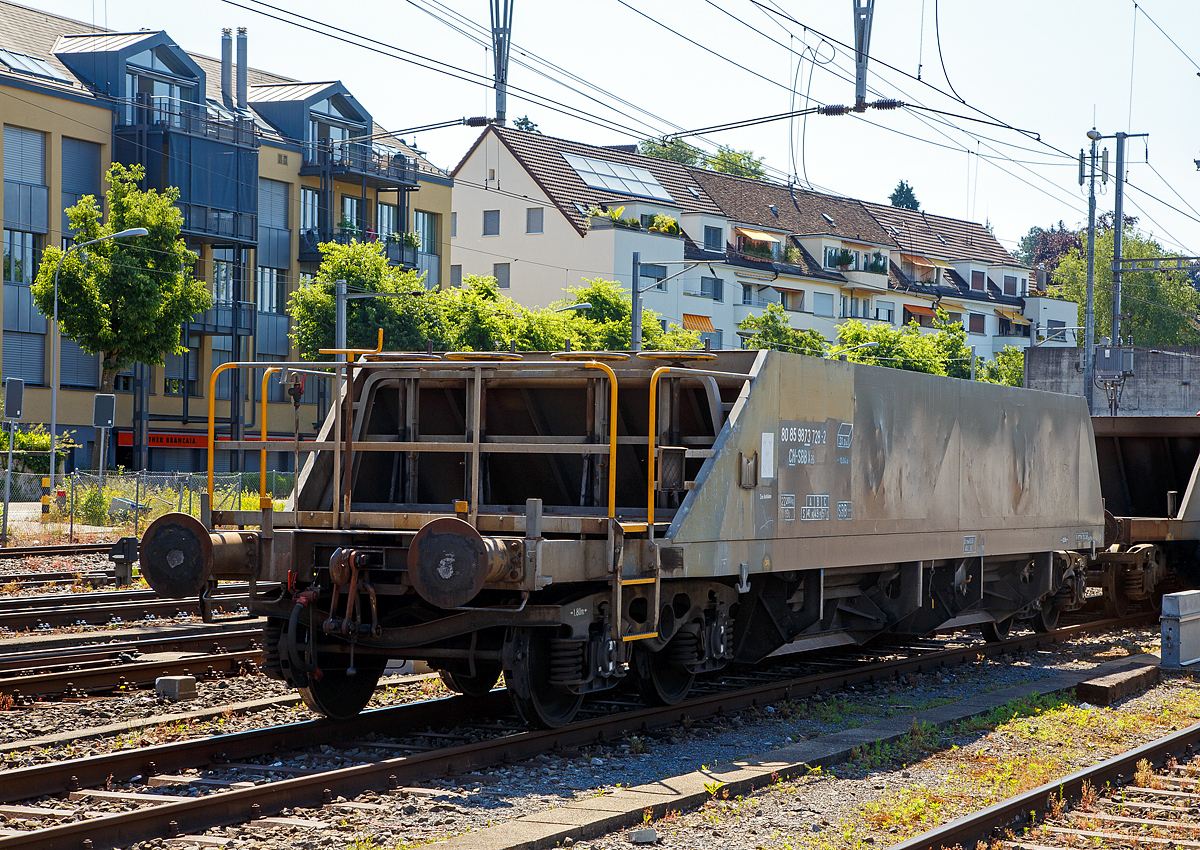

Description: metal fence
[3,470,296,537]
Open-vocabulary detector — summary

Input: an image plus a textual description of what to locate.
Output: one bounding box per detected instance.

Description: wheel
[631,631,697,706]
[1031,601,1060,633]
[980,616,1014,643]
[297,645,386,720]
[1104,583,1131,618]
[438,662,502,696]
[504,627,583,728]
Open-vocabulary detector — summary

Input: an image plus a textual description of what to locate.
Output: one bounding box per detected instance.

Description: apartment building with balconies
[450,126,1075,356]
[0,2,452,472]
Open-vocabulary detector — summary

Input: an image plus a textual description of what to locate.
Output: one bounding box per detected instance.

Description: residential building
[0,2,452,472]
[450,126,1076,355]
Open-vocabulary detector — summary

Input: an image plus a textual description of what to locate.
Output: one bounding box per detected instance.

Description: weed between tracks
[646,679,1200,850]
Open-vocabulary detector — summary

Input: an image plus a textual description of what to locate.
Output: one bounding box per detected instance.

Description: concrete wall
[1026,345,1200,416]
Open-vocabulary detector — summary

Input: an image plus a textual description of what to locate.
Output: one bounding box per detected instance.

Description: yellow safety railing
[259,367,281,509]
[319,328,384,358]
[582,360,619,519]
[646,365,672,527]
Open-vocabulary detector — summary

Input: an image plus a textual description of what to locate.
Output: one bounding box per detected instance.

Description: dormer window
[735,227,779,261]
[308,95,366,153]
[124,47,197,126]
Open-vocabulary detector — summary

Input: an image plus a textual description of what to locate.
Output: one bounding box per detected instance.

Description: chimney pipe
[236,27,247,111]
[220,28,233,108]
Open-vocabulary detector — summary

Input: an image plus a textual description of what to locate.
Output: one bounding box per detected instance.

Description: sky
[29,0,1200,258]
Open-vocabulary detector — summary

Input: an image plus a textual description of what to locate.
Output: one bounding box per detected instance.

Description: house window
[213,248,235,304]
[641,263,667,292]
[823,246,845,268]
[1020,277,1027,296]
[483,209,500,236]
[780,290,804,312]
[971,270,985,291]
[493,263,510,288]
[741,284,755,306]
[114,372,134,393]
[414,210,436,253]
[164,345,199,397]
[875,300,895,323]
[700,330,722,350]
[450,265,463,287]
[377,203,399,239]
[300,187,319,232]
[640,214,654,230]
[1003,274,1017,296]
[1046,319,1066,341]
[450,212,457,239]
[2,229,39,285]
[813,292,835,317]
[257,267,287,314]
[340,196,361,234]
[704,226,723,251]
[526,207,543,234]
[968,313,985,334]
[700,277,723,301]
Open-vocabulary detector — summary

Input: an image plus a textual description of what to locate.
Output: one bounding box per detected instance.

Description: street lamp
[829,341,880,361]
[50,227,148,486]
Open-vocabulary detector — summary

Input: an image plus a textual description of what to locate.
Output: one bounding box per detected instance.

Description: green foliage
[738,303,826,355]
[704,145,766,179]
[833,248,855,268]
[1015,220,1080,270]
[637,137,703,166]
[0,424,64,474]
[289,245,699,357]
[32,163,209,391]
[648,214,680,235]
[833,310,972,377]
[867,251,888,274]
[889,179,920,210]
[1050,224,1200,346]
[80,485,108,526]
[978,346,1025,386]
[783,245,802,266]
[512,115,540,134]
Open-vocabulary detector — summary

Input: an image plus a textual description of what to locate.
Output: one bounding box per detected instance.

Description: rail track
[0,584,271,631]
[0,543,113,560]
[0,629,264,699]
[0,613,1154,850]
[895,706,1200,850]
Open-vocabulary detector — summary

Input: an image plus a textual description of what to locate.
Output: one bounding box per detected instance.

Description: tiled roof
[454,127,723,236]
[53,31,156,54]
[247,81,338,103]
[0,1,104,87]
[688,169,896,247]
[863,202,1020,267]
[783,237,845,281]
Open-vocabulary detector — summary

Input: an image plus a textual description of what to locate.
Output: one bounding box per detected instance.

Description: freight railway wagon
[142,348,1120,728]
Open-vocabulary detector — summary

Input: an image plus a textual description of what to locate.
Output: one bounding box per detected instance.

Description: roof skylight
[821,213,836,226]
[0,50,72,83]
[562,152,673,202]
[687,186,700,198]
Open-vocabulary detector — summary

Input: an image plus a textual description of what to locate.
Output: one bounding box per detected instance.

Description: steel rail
[0,614,1151,850]
[0,629,262,674]
[0,543,112,559]
[0,649,262,698]
[891,718,1200,850]
[0,597,257,631]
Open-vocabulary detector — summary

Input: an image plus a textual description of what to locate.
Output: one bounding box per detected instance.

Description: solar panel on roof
[0,50,71,83]
[561,152,673,202]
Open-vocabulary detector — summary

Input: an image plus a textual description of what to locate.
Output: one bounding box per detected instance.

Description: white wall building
[450,127,1077,354]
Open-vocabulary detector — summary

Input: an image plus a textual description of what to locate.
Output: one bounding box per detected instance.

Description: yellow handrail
[646,365,672,526]
[259,367,281,508]
[582,361,618,518]
[207,361,240,500]
[319,328,384,358]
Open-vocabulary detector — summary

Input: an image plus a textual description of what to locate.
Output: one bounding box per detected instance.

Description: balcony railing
[191,301,256,336]
[301,140,419,186]
[299,227,418,267]
[684,279,724,301]
[115,95,258,147]
[179,202,257,243]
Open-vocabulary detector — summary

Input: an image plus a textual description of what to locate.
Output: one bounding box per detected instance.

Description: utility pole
[852,0,876,111]
[630,252,642,352]
[335,279,347,363]
[1083,129,1101,414]
[490,0,513,126]
[1109,131,1149,345]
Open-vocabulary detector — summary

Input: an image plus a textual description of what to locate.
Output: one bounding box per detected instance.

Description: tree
[737,303,826,355]
[1050,223,1200,347]
[637,137,702,167]
[32,163,209,393]
[977,346,1024,386]
[888,180,920,210]
[832,309,974,377]
[705,145,766,179]
[1014,220,1081,271]
[512,115,540,134]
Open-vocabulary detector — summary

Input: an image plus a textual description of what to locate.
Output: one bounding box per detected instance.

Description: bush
[80,486,108,526]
